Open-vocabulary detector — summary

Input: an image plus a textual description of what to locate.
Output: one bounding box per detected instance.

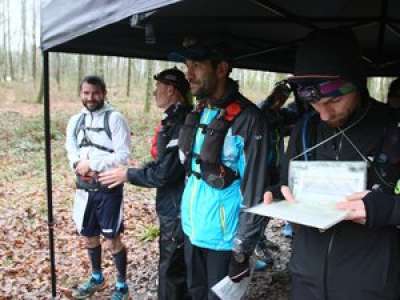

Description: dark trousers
[158,216,188,300]
[184,235,232,300]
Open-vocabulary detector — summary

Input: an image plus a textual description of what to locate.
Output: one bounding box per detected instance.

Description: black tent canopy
[42,0,400,75]
[40,0,400,297]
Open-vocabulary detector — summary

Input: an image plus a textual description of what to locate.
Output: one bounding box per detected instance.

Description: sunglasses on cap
[291,79,357,103]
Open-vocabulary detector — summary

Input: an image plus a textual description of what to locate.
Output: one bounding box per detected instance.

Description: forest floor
[0,84,291,299]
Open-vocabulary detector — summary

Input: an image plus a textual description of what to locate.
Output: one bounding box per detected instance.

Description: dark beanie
[388,78,400,97]
[294,29,366,93]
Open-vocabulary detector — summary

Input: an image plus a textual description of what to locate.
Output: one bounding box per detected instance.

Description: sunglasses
[292,79,357,103]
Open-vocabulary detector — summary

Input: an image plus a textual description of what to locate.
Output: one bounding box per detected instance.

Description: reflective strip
[73,189,89,233]
[395,179,400,195]
[220,205,226,234]
[115,199,124,233]
[166,139,178,148]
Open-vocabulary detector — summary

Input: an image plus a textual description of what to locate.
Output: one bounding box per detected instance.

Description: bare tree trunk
[7,0,15,81]
[126,59,132,97]
[0,0,7,81]
[367,78,374,97]
[133,59,142,82]
[21,0,27,80]
[77,54,84,95]
[106,57,111,84]
[36,67,44,103]
[239,70,246,89]
[116,57,121,85]
[32,0,37,85]
[96,56,105,78]
[144,60,154,113]
[55,53,61,90]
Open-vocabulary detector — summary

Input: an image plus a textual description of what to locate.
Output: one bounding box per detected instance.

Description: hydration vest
[178,99,248,189]
[74,110,114,153]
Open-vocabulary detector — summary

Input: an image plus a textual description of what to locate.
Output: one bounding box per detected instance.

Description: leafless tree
[7,0,15,80]
[126,59,132,97]
[21,0,27,80]
[144,60,154,113]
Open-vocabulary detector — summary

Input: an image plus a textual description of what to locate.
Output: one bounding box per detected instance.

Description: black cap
[169,37,232,63]
[154,67,190,97]
[290,29,366,92]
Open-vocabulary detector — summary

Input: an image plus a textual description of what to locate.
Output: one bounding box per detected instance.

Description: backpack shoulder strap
[103,110,113,140]
[74,113,86,140]
[298,111,318,161]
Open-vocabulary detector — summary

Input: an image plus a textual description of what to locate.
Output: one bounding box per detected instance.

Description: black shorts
[80,186,124,239]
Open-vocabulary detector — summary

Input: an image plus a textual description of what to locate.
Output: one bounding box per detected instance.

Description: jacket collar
[206,78,240,108]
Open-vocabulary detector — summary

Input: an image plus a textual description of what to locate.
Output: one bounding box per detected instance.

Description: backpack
[74,110,114,153]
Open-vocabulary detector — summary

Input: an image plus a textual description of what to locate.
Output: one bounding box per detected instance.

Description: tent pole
[43,50,57,299]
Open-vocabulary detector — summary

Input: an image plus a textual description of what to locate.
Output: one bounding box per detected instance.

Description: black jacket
[273,98,400,300]
[127,103,191,217]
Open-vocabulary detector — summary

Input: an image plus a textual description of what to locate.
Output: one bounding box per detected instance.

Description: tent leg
[43,51,57,298]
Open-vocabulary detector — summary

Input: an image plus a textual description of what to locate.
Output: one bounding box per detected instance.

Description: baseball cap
[169,37,232,63]
[153,67,190,97]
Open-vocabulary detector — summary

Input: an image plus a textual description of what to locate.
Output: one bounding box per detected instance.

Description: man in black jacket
[99,68,192,300]
[264,29,400,299]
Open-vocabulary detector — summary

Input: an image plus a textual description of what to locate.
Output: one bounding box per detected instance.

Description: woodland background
[0,0,396,298]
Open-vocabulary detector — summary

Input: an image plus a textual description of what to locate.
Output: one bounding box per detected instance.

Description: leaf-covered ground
[0,93,291,299]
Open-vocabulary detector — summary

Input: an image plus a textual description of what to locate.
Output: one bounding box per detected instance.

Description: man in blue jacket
[174,38,270,299]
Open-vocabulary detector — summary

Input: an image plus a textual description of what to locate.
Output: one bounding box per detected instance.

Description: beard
[83,99,105,112]
[190,74,218,100]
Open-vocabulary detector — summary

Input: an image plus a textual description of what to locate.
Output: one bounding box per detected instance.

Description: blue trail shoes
[72,277,105,299]
[111,286,129,300]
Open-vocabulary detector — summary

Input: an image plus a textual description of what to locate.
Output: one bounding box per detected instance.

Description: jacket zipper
[220,205,226,236]
[189,180,198,238]
[323,230,336,300]
[324,139,341,299]
[189,109,212,239]
[86,112,94,160]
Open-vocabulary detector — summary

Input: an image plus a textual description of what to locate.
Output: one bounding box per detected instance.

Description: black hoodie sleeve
[127,150,184,188]
[265,117,304,200]
[232,106,270,254]
[363,191,400,228]
[126,125,184,188]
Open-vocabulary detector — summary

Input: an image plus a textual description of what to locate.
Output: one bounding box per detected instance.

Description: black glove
[228,253,250,282]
